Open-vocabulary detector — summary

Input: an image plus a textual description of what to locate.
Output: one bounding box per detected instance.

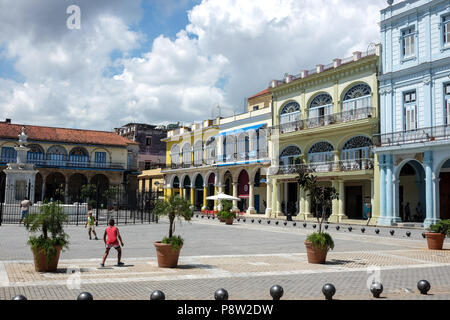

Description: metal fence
[0,185,159,226]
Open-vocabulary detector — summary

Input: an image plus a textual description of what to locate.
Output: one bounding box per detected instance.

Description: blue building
[376,0,450,227]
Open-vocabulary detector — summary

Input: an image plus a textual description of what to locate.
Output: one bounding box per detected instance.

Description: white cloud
[0,0,387,130]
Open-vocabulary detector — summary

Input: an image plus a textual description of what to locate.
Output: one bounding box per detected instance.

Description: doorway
[345,186,363,219]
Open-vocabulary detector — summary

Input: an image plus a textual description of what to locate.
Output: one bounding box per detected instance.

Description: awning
[218,123,266,136]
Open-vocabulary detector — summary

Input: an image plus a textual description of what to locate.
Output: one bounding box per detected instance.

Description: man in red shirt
[100,219,124,267]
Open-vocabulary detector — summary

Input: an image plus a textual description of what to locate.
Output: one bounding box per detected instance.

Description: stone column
[232,182,239,212]
[202,185,207,211]
[424,151,437,227]
[247,182,256,214]
[338,180,347,222]
[304,192,311,220]
[190,186,195,207]
[333,150,340,172]
[329,180,340,223]
[299,187,305,218]
[265,177,272,217]
[385,155,394,225]
[378,155,387,224]
[276,182,282,217]
[214,185,219,211]
[64,175,69,204]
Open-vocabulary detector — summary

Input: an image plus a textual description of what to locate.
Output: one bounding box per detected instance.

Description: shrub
[429,220,450,236]
[306,232,335,251]
[162,235,184,252]
[218,211,236,220]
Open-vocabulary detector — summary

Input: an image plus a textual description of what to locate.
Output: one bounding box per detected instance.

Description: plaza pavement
[0,217,449,300]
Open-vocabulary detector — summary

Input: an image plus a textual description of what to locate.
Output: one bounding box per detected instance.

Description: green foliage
[429,220,450,236]
[24,202,69,264]
[217,211,236,220]
[103,185,119,200]
[153,195,193,238]
[221,200,233,212]
[306,232,335,251]
[162,235,184,251]
[81,184,97,202]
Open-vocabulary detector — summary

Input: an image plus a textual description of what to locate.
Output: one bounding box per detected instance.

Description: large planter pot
[225,218,234,225]
[154,242,182,268]
[304,241,329,264]
[31,246,62,272]
[425,232,445,250]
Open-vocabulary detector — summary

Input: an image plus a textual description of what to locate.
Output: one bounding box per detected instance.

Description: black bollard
[283,222,287,226]
[12,295,27,300]
[422,232,426,238]
[243,218,246,223]
[417,280,431,295]
[150,290,166,300]
[275,221,279,225]
[237,218,240,222]
[251,219,254,223]
[214,288,229,300]
[293,222,297,227]
[361,227,366,233]
[196,214,198,218]
[348,226,353,232]
[258,219,262,224]
[201,215,204,218]
[322,284,336,300]
[303,223,307,228]
[324,225,329,230]
[312,224,317,229]
[375,229,380,234]
[336,226,340,231]
[270,285,284,300]
[370,282,383,298]
[208,216,210,219]
[77,292,93,300]
[406,231,411,237]
[390,230,395,236]
[267,220,271,224]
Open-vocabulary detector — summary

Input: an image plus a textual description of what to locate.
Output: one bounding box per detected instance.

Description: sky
[0,0,388,131]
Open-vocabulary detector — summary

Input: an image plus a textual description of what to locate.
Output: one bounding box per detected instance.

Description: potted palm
[24,201,69,272]
[425,220,450,250]
[152,195,193,268]
[217,200,232,222]
[219,210,236,225]
[296,163,337,264]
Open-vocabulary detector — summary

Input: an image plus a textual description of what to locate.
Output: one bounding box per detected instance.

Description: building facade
[0,120,139,204]
[268,47,381,223]
[115,123,166,171]
[376,0,450,227]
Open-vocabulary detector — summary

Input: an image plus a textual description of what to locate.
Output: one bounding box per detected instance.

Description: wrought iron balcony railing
[272,107,375,135]
[0,157,128,170]
[374,125,450,147]
[277,158,374,175]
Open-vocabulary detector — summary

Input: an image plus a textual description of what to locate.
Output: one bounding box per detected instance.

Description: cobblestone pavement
[0,218,449,300]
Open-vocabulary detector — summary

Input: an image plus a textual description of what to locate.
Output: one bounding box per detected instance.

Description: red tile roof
[0,122,138,147]
[248,88,271,100]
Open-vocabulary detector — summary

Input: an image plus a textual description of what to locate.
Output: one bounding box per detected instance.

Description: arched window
[205,137,216,164]
[309,94,333,126]
[341,136,373,161]
[307,142,334,172]
[193,141,203,166]
[69,147,89,165]
[224,135,236,162]
[47,145,67,166]
[280,102,300,124]
[237,133,250,161]
[279,146,302,166]
[27,144,44,164]
[342,84,372,112]
[171,145,180,166]
[182,143,192,167]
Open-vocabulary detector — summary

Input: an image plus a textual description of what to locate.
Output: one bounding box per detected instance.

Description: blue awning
[218,123,266,136]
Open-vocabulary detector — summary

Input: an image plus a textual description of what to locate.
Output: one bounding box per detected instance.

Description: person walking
[85,211,98,240]
[100,219,124,267]
[19,197,32,224]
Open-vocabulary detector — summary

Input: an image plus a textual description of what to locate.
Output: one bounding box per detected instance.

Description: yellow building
[268,46,381,224]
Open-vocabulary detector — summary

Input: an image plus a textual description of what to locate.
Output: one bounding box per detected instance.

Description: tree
[153,195,193,241]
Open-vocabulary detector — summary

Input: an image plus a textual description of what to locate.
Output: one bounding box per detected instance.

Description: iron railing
[277,158,374,175]
[374,125,450,147]
[0,157,129,170]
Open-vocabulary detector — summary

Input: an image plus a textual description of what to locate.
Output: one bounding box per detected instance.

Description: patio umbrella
[206,193,241,201]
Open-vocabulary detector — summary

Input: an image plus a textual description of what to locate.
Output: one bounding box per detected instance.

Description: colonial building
[115,123,166,171]
[375,0,450,227]
[0,120,139,204]
[268,46,381,223]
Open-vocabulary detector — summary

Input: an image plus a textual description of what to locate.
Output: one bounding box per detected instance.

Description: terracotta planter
[225,218,234,225]
[425,232,445,250]
[154,242,182,268]
[219,218,225,222]
[31,246,62,272]
[304,241,329,264]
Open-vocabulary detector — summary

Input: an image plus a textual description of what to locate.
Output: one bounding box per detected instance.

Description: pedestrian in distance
[85,210,98,240]
[100,219,124,267]
[19,197,32,225]
[405,202,411,222]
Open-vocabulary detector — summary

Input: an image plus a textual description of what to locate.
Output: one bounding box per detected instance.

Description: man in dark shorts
[19,197,32,224]
[100,219,124,267]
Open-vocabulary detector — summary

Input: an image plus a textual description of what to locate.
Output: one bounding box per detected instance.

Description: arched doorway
[439,159,450,220]
[183,176,191,202]
[398,161,425,222]
[224,171,232,195]
[91,174,110,207]
[173,176,180,196]
[194,174,204,211]
[238,170,249,212]
[207,173,215,210]
[69,173,88,203]
[45,172,66,202]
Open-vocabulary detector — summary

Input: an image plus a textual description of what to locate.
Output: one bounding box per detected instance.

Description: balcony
[272,107,375,135]
[0,157,128,170]
[374,125,450,147]
[278,158,374,175]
